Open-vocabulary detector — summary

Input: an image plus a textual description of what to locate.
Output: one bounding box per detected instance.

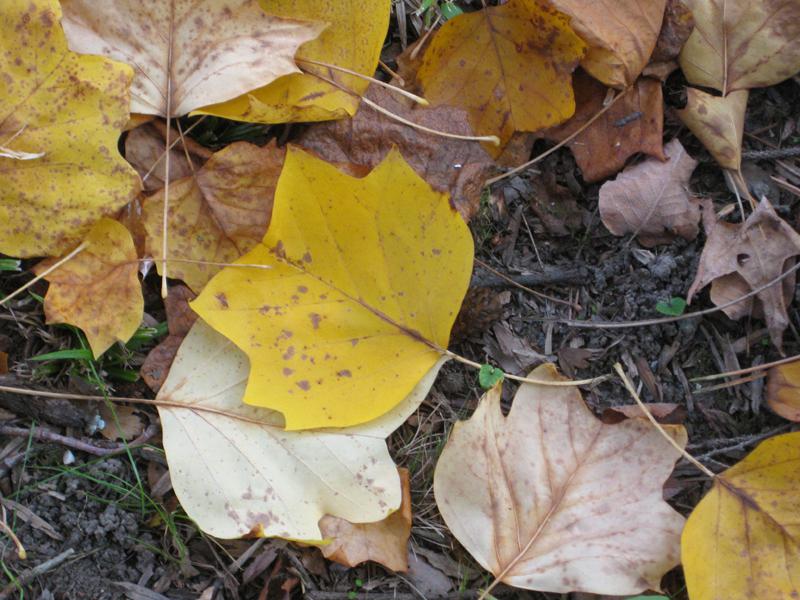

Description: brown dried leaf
[542,72,665,182]
[766,360,800,422]
[677,88,748,171]
[99,405,145,441]
[650,0,695,62]
[688,198,800,349]
[601,403,687,424]
[319,468,412,572]
[599,139,700,246]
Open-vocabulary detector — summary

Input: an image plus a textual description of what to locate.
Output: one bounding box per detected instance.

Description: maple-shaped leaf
[319,468,412,572]
[766,360,800,422]
[157,320,445,540]
[199,0,391,123]
[416,0,586,152]
[142,141,284,292]
[191,147,473,430]
[542,72,665,183]
[0,0,140,258]
[34,219,143,358]
[677,88,748,171]
[434,363,686,595]
[548,0,667,88]
[682,432,800,600]
[688,198,800,348]
[679,0,800,93]
[59,0,325,117]
[599,139,701,247]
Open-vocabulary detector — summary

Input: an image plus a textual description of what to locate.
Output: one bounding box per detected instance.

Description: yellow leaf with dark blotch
[198,0,392,123]
[191,147,473,430]
[680,0,800,93]
[34,219,143,358]
[548,0,666,87]
[0,0,140,258]
[319,468,412,571]
[416,0,585,152]
[59,0,325,117]
[682,432,800,600]
[142,141,284,292]
[677,88,748,171]
[766,360,800,422]
[434,363,686,595]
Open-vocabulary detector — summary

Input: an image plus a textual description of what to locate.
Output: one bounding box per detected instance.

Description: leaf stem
[0,242,89,308]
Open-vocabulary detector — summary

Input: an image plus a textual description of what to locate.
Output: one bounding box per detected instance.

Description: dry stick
[614,363,716,478]
[0,242,89,308]
[378,59,403,86]
[297,57,429,106]
[485,86,632,186]
[691,352,800,383]
[473,257,579,309]
[137,257,272,270]
[0,424,158,457]
[0,548,75,599]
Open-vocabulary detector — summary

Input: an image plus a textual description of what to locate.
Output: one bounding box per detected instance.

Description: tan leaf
[677,88,748,171]
[688,198,800,348]
[766,360,800,422]
[599,139,700,247]
[680,0,800,93]
[548,0,666,87]
[319,468,412,572]
[99,405,145,441]
[59,0,325,116]
[542,72,665,182]
[142,141,283,291]
[434,363,686,595]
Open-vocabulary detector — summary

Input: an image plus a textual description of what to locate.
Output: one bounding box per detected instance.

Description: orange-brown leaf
[766,360,800,422]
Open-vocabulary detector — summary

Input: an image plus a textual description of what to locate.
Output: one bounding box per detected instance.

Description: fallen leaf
[679,0,800,93]
[157,320,445,540]
[548,0,666,87]
[644,0,695,80]
[297,85,496,221]
[319,468,412,571]
[677,88,748,171]
[99,405,145,441]
[405,551,453,596]
[59,0,325,116]
[199,0,391,123]
[416,0,586,151]
[682,432,800,600]
[766,360,800,422]
[191,147,473,430]
[688,198,800,348]
[141,284,198,392]
[0,0,140,258]
[599,139,700,247]
[601,403,687,425]
[434,363,686,595]
[34,218,143,358]
[542,72,665,182]
[142,141,283,291]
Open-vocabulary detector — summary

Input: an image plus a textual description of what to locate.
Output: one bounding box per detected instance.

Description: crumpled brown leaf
[599,138,700,246]
[689,198,800,349]
[643,0,695,80]
[297,85,496,221]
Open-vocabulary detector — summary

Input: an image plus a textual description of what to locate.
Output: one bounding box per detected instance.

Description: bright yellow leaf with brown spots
[198,0,392,123]
[682,432,800,600]
[34,219,143,358]
[416,0,585,152]
[0,0,140,258]
[191,147,473,430]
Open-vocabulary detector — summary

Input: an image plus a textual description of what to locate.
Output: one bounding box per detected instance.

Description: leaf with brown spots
[766,360,800,422]
[319,468,412,571]
[677,88,748,171]
[415,0,586,152]
[682,432,800,600]
[0,0,140,258]
[34,218,143,358]
[142,141,283,292]
[191,147,473,430]
[433,363,687,595]
[157,320,445,541]
[58,0,325,117]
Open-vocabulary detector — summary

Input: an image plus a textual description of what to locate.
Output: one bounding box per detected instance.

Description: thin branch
[691,352,800,383]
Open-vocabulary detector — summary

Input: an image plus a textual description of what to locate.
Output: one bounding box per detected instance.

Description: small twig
[0,504,25,560]
[0,548,75,598]
[691,352,800,383]
[696,424,792,462]
[0,242,89,308]
[0,424,158,457]
[472,258,582,309]
[137,257,272,270]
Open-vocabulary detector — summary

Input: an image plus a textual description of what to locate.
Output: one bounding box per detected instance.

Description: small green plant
[655,297,686,317]
[0,258,21,272]
[478,364,504,389]
[418,0,463,25]
[347,578,364,599]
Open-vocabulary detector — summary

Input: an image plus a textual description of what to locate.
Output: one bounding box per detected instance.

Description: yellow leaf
[677,88,748,171]
[548,0,667,87]
[59,0,325,116]
[0,0,140,258]
[416,0,585,152]
[142,141,284,292]
[192,147,473,430]
[680,0,800,93]
[319,468,412,572]
[434,364,686,595]
[682,432,800,600]
[766,360,800,422]
[34,219,143,358]
[198,0,392,123]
